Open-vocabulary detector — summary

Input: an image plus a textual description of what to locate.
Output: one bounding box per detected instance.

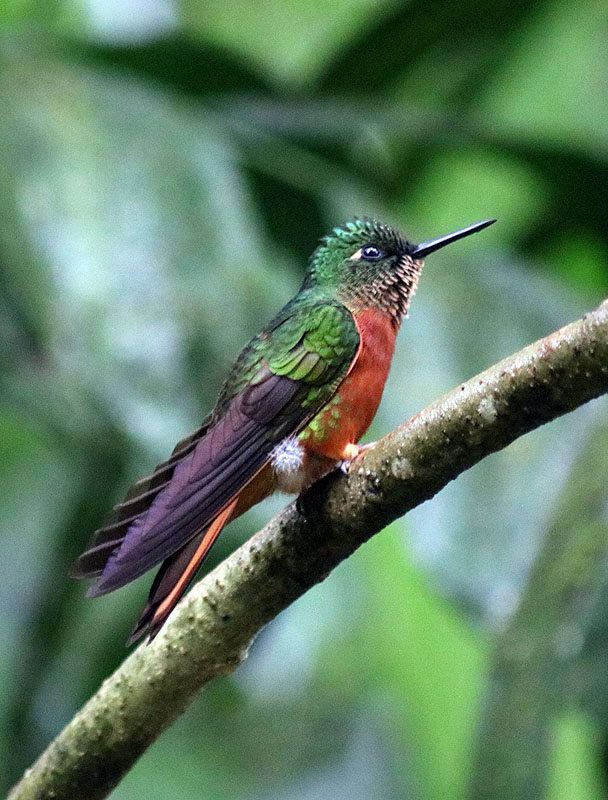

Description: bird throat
[346,256,423,327]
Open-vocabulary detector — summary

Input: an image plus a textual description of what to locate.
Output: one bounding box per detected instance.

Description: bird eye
[361,244,385,261]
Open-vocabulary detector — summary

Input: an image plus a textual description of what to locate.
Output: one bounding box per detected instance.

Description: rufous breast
[299,307,398,462]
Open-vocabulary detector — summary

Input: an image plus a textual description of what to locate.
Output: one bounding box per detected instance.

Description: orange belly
[299,308,398,462]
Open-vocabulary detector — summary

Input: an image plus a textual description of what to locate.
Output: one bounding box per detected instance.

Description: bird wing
[72,420,212,578]
[76,300,360,596]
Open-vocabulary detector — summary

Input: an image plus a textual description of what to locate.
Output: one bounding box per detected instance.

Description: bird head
[306,217,495,323]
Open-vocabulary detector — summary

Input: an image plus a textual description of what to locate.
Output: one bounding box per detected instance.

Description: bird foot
[340,441,377,474]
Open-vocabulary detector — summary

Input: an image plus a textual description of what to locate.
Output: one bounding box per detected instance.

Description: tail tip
[125,606,168,647]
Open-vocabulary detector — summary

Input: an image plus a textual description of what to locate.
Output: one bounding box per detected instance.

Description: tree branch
[9,300,608,800]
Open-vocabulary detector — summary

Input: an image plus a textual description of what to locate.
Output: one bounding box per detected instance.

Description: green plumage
[211,291,359,419]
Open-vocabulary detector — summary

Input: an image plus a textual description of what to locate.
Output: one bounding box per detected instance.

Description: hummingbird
[73,217,495,644]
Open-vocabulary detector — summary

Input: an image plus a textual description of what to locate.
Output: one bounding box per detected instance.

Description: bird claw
[339,441,377,474]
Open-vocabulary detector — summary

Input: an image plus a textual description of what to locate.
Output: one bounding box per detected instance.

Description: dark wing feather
[72,420,211,578]
[87,373,300,595]
[77,297,360,598]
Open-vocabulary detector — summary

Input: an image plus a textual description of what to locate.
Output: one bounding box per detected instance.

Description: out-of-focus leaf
[403,146,548,245]
[75,35,276,96]
[477,0,608,156]
[320,0,538,98]
[0,0,61,25]
[548,713,605,800]
[180,0,399,88]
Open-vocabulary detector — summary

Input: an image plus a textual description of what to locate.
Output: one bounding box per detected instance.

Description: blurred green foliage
[0,1,607,798]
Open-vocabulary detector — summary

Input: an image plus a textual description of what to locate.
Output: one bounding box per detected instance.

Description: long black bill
[411,218,496,259]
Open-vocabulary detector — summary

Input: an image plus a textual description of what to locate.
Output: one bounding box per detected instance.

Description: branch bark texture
[9,300,608,800]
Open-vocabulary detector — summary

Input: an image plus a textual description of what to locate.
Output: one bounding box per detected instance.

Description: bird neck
[339,259,423,329]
